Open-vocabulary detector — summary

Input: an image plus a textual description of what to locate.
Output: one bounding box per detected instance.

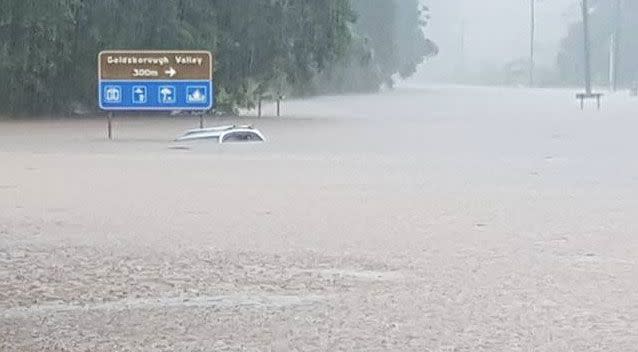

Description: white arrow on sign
[165,67,177,77]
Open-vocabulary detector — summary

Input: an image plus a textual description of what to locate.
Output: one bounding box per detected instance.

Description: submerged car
[175,125,266,143]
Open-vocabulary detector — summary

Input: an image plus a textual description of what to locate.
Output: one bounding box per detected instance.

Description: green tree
[0,0,434,116]
[317,0,438,93]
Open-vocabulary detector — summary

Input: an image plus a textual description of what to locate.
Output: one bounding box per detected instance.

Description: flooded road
[1,86,637,351]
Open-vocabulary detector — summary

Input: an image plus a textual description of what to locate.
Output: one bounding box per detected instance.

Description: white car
[175,125,266,143]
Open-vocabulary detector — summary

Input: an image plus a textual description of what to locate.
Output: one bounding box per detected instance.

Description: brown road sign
[99,50,213,80]
[98,50,214,111]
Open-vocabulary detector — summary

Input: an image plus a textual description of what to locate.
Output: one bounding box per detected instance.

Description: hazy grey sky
[416,0,580,81]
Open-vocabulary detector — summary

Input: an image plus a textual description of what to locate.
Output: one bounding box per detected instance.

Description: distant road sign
[98,50,214,111]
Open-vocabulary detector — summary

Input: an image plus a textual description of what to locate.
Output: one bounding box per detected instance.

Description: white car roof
[182,125,253,136]
[175,126,264,142]
[176,131,223,141]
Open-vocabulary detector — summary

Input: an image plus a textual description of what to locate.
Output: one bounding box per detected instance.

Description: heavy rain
[1,1,637,351]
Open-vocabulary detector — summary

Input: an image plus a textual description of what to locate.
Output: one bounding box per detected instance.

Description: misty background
[415,0,579,84]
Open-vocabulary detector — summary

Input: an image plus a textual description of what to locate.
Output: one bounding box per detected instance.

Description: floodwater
[1,86,637,351]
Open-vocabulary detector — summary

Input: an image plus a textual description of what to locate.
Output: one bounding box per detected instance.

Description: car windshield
[2,1,636,351]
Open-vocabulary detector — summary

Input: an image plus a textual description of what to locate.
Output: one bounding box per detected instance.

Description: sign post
[107,112,113,140]
[575,2,603,110]
[98,50,214,138]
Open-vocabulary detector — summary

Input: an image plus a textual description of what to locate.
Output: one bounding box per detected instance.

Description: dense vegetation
[557,0,638,87]
[0,0,436,116]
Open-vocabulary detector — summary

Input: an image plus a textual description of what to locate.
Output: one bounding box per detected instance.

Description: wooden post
[597,95,601,110]
[276,96,281,117]
[107,112,113,140]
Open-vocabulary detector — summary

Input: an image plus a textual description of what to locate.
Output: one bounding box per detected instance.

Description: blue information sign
[98,50,214,111]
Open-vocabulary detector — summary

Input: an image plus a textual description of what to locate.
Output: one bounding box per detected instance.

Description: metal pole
[609,34,616,92]
[107,112,113,140]
[258,97,262,118]
[530,0,535,87]
[199,114,204,129]
[459,20,466,80]
[612,0,622,91]
[582,0,592,95]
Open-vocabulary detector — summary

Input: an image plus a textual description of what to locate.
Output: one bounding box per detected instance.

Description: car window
[222,131,263,143]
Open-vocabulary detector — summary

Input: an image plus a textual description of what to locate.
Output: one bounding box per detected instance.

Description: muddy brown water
[1,86,637,351]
